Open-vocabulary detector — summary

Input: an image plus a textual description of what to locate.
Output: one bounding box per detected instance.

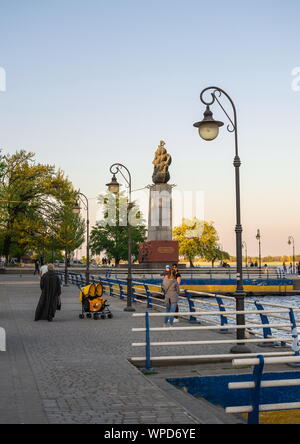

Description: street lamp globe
[106,174,120,194]
[193,105,224,141]
[72,201,81,215]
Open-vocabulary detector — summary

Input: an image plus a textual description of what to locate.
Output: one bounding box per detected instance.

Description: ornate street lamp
[288,236,295,274]
[107,163,135,312]
[72,192,90,286]
[256,229,262,276]
[106,174,120,195]
[194,105,224,141]
[194,86,250,354]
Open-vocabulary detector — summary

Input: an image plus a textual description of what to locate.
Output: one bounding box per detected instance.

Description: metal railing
[55,271,300,366]
[130,307,300,369]
[226,355,300,424]
[55,271,300,339]
[90,266,289,281]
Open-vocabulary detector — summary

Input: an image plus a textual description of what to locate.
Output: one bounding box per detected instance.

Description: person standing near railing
[162,269,180,327]
[172,264,182,323]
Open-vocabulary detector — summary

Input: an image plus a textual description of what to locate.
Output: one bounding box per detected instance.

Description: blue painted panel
[167,373,300,408]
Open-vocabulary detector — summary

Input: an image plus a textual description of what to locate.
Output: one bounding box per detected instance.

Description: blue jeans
[164,302,177,325]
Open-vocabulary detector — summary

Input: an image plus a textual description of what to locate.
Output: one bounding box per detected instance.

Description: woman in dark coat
[35,264,62,322]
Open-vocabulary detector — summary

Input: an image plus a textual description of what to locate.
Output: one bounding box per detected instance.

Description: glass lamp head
[106,174,120,194]
[193,106,224,141]
[72,201,81,215]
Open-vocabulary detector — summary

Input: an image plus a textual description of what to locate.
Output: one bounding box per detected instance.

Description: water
[179,294,300,339]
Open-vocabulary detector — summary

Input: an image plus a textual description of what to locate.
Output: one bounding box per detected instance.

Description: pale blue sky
[0,0,299,256]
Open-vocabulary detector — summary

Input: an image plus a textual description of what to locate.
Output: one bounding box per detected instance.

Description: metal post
[64,249,69,287]
[144,285,152,309]
[254,302,278,347]
[198,87,250,354]
[108,163,135,312]
[215,296,230,334]
[185,290,200,324]
[288,308,300,367]
[145,312,152,371]
[248,355,265,425]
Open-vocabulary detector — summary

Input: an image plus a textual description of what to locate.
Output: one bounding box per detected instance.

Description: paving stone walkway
[0,275,198,424]
[1,275,290,425]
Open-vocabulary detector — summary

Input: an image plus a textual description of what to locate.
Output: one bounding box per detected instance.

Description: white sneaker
[173,319,179,323]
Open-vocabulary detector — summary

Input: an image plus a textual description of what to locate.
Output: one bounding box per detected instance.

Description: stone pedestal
[147,184,173,241]
[138,241,179,265]
[139,183,179,265]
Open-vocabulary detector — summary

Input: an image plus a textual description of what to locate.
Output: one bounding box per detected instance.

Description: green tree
[90,192,146,266]
[50,205,85,263]
[0,150,79,262]
[173,218,226,267]
[202,245,230,267]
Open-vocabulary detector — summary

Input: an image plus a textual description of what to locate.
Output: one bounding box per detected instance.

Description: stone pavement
[0,275,293,425]
[0,275,200,424]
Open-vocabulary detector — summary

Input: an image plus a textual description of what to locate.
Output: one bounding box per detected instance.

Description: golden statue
[152,140,172,184]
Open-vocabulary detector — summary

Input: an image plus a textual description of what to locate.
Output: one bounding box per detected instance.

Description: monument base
[138,241,179,265]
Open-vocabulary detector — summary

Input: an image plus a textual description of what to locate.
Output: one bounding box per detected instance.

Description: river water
[179,294,300,339]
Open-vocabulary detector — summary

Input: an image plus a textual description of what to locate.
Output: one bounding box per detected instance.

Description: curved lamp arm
[110,163,132,197]
[200,86,238,155]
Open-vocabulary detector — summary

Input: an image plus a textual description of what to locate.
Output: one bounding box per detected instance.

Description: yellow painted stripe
[181,285,294,293]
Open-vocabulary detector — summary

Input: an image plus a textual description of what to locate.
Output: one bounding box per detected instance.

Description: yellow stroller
[79,283,113,320]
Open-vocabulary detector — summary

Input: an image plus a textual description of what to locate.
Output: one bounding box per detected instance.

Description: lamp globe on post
[72,201,81,215]
[193,105,224,141]
[106,175,120,195]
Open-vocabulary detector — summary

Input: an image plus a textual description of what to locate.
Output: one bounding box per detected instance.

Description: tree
[173,218,227,267]
[90,192,146,266]
[52,205,85,262]
[203,245,230,267]
[0,150,80,262]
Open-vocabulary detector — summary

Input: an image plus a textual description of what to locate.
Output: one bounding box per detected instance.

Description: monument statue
[152,140,172,184]
[138,139,179,267]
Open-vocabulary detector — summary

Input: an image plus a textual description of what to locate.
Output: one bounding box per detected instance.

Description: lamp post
[256,229,262,276]
[107,164,135,312]
[194,86,250,354]
[288,236,295,275]
[72,192,90,286]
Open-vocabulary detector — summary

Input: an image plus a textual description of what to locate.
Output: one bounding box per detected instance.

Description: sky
[0,0,299,257]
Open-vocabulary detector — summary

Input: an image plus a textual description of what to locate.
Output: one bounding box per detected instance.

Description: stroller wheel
[86,313,92,319]
[107,314,113,319]
[79,314,85,320]
[93,313,99,320]
[100,314,106,320]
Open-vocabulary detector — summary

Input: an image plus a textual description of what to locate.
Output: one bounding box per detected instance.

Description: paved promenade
[0,275,290,425]
[0,275,201,424]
